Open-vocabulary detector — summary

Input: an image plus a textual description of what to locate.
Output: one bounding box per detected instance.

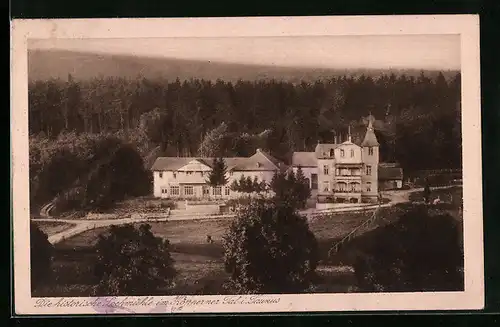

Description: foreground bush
[92,223,176,296]
[223,200,319,294]
[352,206,463,292]
[30,222,54,291]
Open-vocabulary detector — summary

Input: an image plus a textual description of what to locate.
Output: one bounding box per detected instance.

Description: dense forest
[28,72,462,212]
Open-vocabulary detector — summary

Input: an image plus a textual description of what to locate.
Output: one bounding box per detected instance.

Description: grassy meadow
[33,187,463,296]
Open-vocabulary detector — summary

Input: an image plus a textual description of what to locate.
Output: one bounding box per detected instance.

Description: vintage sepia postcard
[11,15,483,315]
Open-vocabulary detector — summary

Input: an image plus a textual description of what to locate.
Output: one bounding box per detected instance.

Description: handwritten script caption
[34,295,282,314]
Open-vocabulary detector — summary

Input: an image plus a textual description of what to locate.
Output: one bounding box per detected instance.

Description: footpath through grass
[32,221,76,236]
[35,204,417,296]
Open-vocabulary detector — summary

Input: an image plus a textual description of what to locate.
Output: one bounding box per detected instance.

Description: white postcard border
[11,15,483,315]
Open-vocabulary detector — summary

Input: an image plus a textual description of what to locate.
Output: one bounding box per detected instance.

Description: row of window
[328,147,374,158]
[158,171,235,179]
[322,181,372,192]
[323,165,372,175]
[161,185,231,196]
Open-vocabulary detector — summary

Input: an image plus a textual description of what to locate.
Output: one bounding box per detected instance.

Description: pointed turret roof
[361,114,379,147]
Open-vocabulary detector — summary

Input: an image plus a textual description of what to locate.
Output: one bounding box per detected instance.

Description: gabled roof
[232,150,285,171]
[315,143,339,159]
[151,149,285,172]
[151,157,247,171]
[292,152,317,167]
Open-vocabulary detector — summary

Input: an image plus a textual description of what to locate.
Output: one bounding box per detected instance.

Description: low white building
[151,149,285,199]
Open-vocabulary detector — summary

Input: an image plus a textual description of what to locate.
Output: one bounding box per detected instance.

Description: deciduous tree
[30,223,53,291]
[223,200,319,293]
[92,224,176,296]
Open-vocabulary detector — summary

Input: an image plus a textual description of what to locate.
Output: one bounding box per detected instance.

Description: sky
[29,35,461,70]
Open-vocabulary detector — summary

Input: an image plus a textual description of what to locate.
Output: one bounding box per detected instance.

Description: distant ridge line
[28,49,460,83]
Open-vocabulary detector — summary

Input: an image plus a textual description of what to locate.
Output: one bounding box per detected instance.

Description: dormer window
[159,172,163,178]
[329,149,334,157]
[340,149,345,157]
[368,147,374,156]
[350,149,354,157]
[256,162,262,168]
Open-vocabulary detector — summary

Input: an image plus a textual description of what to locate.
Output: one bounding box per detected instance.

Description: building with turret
[291,114,400,204]
[151,114,403,203]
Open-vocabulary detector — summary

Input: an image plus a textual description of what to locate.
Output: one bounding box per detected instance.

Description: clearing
[35,205,410,297]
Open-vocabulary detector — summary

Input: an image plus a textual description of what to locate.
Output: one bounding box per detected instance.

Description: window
[323,181,330,192]
[199,171,203,177]
[366,182,372,192]
[173,172,177,179]
[335,168,340,176]
[350,183,359,192]
[337,182,347,192]
[366,165,372,176]
[159,172,163,178]
[350,149,354,157]
[224,187,231,196]
[161,188,168,194]
[202,186,210,196]
[329,149,334,157]
[230,171,234,176]
[368,147,374,155]
[184,185,194,196]
[340,149,345,157]
[323,165,329,175]
[186,171,193,175]
[213,186,222,196]
[170,185,180,196]
[311,174,318,190]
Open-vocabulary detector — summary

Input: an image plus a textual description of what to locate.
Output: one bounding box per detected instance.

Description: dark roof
[151,149,285,172]
[314,143,339,159]
[291,152,317,167]
[379,162,401,168]
[361,118,379,147]
[378,165,403,180]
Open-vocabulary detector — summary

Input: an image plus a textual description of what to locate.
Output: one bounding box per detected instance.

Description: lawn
[35,205,411,297]
[409,186,463,206]
[409,186,463,221]
[32,221,76,236]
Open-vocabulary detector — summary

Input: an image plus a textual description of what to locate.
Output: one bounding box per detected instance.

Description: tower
[361,114,379,202]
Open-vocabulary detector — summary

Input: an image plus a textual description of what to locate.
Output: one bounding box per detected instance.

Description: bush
[30,222,54,291]
[92,223,176,296]
[352,207,463,292]
[222,199,319,294]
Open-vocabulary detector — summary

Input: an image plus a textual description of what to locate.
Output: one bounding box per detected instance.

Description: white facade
[151,150,282,200]
[292,116,381,204]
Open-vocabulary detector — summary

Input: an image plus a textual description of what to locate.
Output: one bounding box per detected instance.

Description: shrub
[223,199,319,294]
[92,223,176,296]
[352,206,463,292]
[30,222,54,291]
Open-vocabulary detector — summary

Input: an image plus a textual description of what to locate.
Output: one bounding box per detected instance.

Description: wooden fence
[327,204,381,257]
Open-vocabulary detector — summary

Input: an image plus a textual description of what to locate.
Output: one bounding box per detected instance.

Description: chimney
[334,135,337,144]
[348,125,352,142]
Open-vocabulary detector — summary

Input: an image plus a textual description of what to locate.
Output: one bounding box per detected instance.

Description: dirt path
[34,185,460,245]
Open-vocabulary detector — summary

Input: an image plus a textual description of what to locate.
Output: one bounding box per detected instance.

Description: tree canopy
[351,206,463,292]
[206,157,229,188]
[92,223,176,296]
[29,73,462,172]
[223,199,319,294]
[30,222,54,291]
